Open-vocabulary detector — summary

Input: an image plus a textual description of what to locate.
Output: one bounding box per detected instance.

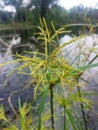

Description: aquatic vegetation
[0,20,98,130]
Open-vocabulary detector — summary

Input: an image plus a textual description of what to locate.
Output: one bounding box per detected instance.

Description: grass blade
[38,84,49,130]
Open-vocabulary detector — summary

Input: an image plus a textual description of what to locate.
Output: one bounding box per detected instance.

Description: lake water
[0,35,35,114]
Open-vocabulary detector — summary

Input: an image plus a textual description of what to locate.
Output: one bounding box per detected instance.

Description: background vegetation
[0,0,98,33]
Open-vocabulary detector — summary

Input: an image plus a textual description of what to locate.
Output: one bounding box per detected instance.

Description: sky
[59,0,98,9]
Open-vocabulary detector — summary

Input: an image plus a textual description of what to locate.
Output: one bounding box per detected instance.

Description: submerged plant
[0,20,98,130]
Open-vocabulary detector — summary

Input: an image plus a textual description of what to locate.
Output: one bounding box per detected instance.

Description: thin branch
[0,41,13,87]
[0,42,13,71]
[8,91,18,117]
[0,38,9,47]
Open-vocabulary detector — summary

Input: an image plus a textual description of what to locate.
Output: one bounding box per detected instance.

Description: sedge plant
[0,20,98,130]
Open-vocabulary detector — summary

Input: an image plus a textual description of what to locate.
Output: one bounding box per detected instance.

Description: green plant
[1,20,98,130]
[0,102,34,130]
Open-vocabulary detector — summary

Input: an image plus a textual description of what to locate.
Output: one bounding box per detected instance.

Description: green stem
[63,99,66,130]
[77,79,88,130]
[50,84,54,130]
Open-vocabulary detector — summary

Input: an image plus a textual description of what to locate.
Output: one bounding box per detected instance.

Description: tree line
[0,0,98,32]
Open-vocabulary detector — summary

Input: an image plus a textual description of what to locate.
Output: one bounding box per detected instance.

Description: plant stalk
[77,79,88,130]
[63,99,66,130]
[50,84,54,130]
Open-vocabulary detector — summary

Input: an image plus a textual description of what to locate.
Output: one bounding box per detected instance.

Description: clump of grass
[0,19,98,130]
[0,100,36,130]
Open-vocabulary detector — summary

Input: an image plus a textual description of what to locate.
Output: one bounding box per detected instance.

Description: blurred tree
[23,0,58,18]
[47,4,69,28]
[0,10,13,23]
[69,5,85,23]
[15,7,28,22]
[1,1,98,34]
[39,0,58,18]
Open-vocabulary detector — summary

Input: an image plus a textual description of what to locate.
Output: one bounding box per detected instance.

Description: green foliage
[1,1,98,32]
[0,20,98,129]
[0,102,33,130]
